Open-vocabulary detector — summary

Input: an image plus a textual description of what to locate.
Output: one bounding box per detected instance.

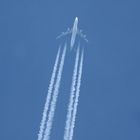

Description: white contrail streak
[69,48,84,140]
[37,47,61,140]
[43,43,67,140]
[64,46,80,140]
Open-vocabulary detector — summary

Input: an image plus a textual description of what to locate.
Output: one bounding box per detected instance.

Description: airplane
[56,17,88,50]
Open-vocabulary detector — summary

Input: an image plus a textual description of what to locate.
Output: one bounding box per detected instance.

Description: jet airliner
[57,17,88,50]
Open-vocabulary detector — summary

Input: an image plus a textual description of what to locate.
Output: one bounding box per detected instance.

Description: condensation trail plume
[43,43,67,140]
[69,48,84,140]
[37,47,61,140]
[64,46,80,140]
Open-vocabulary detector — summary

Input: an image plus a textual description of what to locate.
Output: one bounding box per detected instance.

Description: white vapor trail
[37,47,61,140]
[64,46,80,140]
[43,43,67,140]
[69,48,84,140]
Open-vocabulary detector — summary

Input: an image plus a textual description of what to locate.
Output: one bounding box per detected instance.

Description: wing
[56,28,88,42]
[56,28,72,39]
[77,29,88,42]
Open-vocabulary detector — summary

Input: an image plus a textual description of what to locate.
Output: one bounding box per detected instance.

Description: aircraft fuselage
[70,17,78,50]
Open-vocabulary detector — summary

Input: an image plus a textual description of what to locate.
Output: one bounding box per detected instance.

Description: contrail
[43,43,67,140]
[69,48,84,140]
[37,47,61,140]
[64,46,80,140]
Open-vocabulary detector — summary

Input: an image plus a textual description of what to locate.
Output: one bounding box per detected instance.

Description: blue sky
[0,0,140,140]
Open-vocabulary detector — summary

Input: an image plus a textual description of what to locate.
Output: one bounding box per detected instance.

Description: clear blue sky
[0,0,140,140]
